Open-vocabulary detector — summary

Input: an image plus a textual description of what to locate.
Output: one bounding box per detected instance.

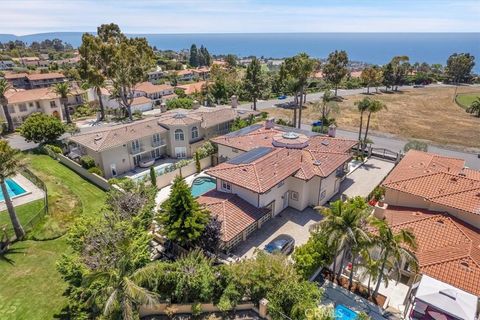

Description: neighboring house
[371,150,480,313]
[1,87,85,127]
[176,69,195,82]
[68,106,258,178]
[0,60,14,70]
[4,72,66,89]
[192,67,210,80]
[148,69,166,82]
[176,81,206,95]
[133,81,176,104]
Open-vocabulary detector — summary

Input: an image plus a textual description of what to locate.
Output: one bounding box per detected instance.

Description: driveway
[332,158,395,201]
[232,207,323,259]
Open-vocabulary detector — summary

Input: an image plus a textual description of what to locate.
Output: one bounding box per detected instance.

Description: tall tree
[159,175,209,248]
[53,82,72,124]
[189,44,199,67]
[363,99,387,146]
[244,57,270,111]
[79,64,107,121]
[382,63,395,91]
[19,113,66,144]
[354,98,371,148]
[322,50,349,96]
[446,53,475,84]
[0,141,25,240]
[369,217,418,298]
[225,54,238,69]
[284,53,317,128]
[390,56,410,91]
[360,66,382,94]
[0,79,14,133]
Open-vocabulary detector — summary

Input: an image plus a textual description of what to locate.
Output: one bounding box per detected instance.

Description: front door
[175,147,187,158]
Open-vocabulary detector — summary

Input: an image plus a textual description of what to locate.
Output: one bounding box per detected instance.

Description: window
[29,102,34,108]
[191,126,199,139]
[152,133,161,144]
[222,180,232,191]
[174,129,184,141]
[19,104,27,112]
[175,147,187,158]
[131,140,140,152]
[8,105,15,114]
[290,191,299,201]
[36,102,41,109]
[50,101,57,108]
[151,148,162,159]
[133,155,141,166]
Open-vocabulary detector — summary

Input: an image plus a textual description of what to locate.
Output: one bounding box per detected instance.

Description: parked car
[278,95,287,100]
[413,84,425,88]
[312,120,322,127]
[263,234,295,255]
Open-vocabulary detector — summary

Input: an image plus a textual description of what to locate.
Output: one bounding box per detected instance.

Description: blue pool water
[0,179,27,202]
[191,177,216,197]
[335,305,357,320]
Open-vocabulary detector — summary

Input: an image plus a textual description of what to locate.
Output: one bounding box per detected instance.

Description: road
[4,84,480,169]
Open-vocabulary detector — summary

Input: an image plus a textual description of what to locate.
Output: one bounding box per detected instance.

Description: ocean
[1,32,479,72]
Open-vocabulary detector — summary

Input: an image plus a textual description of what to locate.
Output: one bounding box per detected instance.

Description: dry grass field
[265,86,480,150]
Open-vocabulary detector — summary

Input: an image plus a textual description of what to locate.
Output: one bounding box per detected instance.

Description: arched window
[191,126,199,139]
[174,129,184,141]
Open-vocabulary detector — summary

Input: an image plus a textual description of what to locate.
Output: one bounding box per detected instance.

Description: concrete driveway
[232,207,323,259]
[333,158,395,201]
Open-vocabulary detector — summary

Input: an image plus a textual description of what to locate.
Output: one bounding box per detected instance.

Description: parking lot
[232,207,323,259]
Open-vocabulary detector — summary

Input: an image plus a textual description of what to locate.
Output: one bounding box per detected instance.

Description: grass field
[456,92,480,109]
[265,86,480,149]
[0,199,44,237]
[0,154,107,320]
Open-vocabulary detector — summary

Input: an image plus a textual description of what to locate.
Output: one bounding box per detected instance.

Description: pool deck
[0,174,45,211]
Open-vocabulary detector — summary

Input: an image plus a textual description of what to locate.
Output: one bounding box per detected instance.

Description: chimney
[374,202,388,220]
[230,95,238,109]
[265,117,275,129]
[192,100,200,110]
[160,102,167,113]
[328,124,337,137]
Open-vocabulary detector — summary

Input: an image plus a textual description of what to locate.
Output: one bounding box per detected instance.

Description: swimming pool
[191,177,216,197]
[334,305,357,320]
[0,178,27,202]
[130,163,174,182]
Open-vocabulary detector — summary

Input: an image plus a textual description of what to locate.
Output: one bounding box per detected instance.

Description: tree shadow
[0,245,27,265]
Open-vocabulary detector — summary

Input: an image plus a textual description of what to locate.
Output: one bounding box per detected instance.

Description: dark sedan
[263,234,295,255]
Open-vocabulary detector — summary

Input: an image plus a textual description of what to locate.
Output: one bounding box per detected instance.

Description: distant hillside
[0,32,87,47]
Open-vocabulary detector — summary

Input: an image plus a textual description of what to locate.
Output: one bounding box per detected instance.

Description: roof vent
[321,140,330,146]
[435,219,445,226]
[173,113,186,119]
[94,134,102,141]
[313,160,322,166]
[450,177,458,182]
[460,261,470,270]
[476,193,480,198]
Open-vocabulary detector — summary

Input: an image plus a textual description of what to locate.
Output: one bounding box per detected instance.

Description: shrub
[196,141,216,159]
[79,155,96,169]
[149,166,157,188]
[88,166,103,176]
[175,159,191,169]
[404,140,428,152]
[166,97,194,110]
[73,104,96,118]
[191,302,202,316]
[44,144,63,154]
[372,186,385,201]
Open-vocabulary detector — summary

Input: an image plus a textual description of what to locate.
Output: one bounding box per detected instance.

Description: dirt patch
[265,86,480,150]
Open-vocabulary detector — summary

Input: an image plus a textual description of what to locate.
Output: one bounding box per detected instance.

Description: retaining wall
[56,154,111,191]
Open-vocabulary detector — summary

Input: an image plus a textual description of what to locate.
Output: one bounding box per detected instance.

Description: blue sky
[1,0,479,35]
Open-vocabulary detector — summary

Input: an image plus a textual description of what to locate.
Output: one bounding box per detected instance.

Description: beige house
[4,72,66,89]
[68,106,258,178]
[2,87,85,128]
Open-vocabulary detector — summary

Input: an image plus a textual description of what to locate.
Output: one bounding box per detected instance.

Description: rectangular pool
[0,178,27,202]
[130,163,174,182]
[335,305,357,320]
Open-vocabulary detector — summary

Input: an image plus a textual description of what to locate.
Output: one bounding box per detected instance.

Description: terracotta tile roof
[26,72,65,81]
[190,106,258,129]
[6,87,58,104]
[176,81,206,95]
[207,148,302,193]
[383,150,480,216]
[135,81,174,95]
[176,69,194,76]
[4,72,28,80]
[382,206,480,296]
[197,190,269,242]
[131,96,152,106]
[296,150,352,179]
[156,110,201,126]
[69,118,167,152]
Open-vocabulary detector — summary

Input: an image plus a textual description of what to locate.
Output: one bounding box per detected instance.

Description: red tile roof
[383,150,480,216]
[135,81,174,94]
[26,72,65,81]
[176,81,206,95]
[382,206,480,296]
[207,124,356,192]
[197,190,269,242]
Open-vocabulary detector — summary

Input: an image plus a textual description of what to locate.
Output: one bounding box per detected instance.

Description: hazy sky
[1,0,479,35]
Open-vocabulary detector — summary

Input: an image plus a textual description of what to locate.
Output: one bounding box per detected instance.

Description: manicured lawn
[0,153,107,320]
[0,199,44,237]
[456,92,480,109]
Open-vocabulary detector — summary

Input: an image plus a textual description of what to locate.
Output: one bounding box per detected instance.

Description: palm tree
[466,97,480,117]
[318,198,370,284]
[354,98,371,150]
[84,74,107,121]
[369,217,418,298]
[363,99,386,148]
[0,79,14,133]
[53,82,72,124]
[0,140,25,240]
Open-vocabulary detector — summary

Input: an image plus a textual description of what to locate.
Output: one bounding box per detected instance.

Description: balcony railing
[130,145,145,155]
[151,139,166,147]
